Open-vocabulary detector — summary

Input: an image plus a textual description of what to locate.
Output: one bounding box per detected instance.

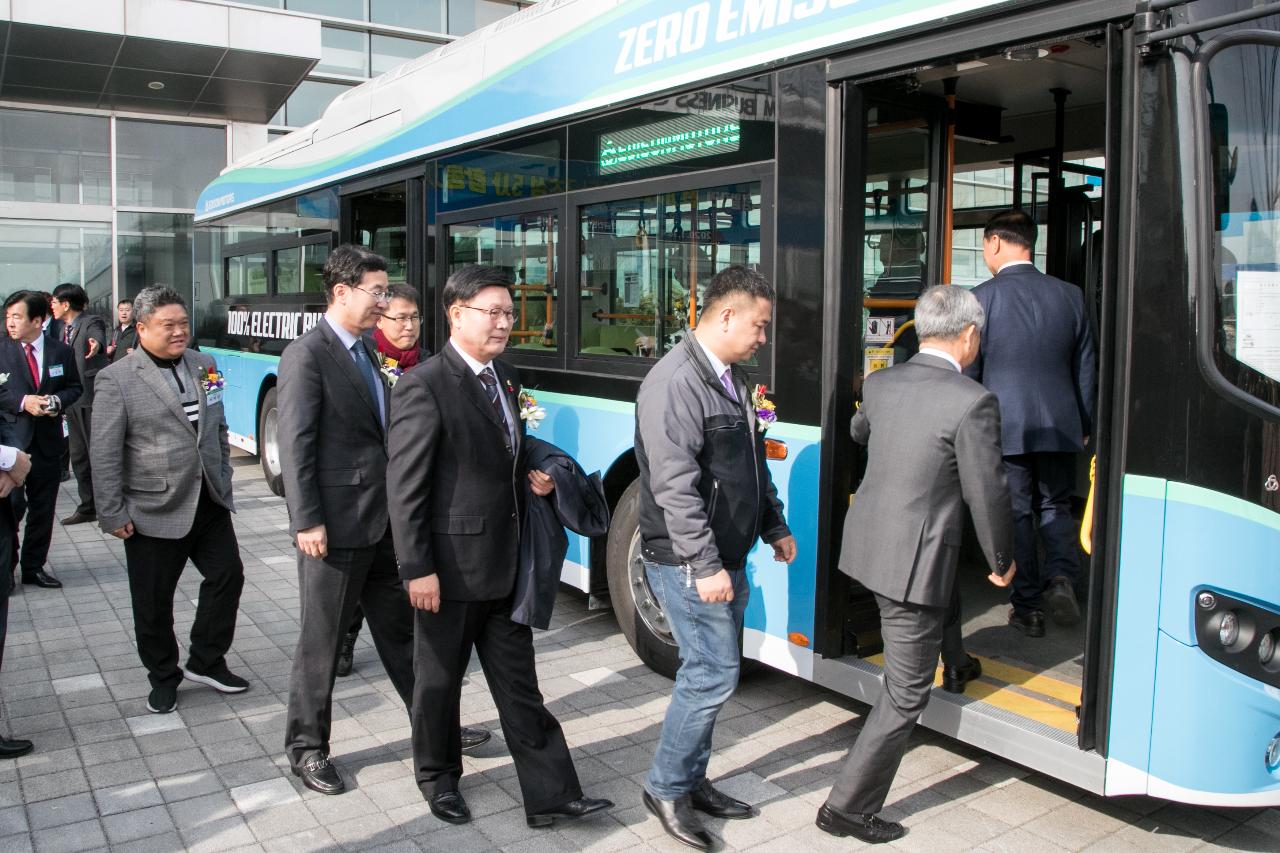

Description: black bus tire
[258,387,285,497]
[606,479,681,680]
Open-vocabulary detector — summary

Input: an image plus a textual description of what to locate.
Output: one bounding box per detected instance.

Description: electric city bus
[193,0,1280,807]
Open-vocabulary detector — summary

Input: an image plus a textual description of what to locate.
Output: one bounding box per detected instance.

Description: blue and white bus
[193,0,1280,807]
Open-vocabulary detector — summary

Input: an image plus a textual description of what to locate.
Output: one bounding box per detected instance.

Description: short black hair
[322,244,388,304]
[984,210,1037,251]
[4,291,48,322]
[118,298,134,307]
[699,265,775,317]
[442,265,512,308]
[52,282,87,311]
[387,283,420,308]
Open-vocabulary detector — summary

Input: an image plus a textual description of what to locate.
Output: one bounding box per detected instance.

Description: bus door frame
[820,3,1138,756]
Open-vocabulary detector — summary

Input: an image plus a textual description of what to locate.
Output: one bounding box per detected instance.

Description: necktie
[350,342,384,428]
[62,323,71,345]
[720,368,738,403]
[24,343,39,388]
[478,367,506,423]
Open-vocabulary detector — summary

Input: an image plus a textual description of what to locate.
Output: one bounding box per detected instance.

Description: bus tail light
[765,438,788,460]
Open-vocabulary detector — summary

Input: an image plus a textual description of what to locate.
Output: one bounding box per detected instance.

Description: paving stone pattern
[0,456,1274,852]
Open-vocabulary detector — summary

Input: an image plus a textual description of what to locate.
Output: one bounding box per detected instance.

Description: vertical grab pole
[688,192,699,330]
[941,77,958,284]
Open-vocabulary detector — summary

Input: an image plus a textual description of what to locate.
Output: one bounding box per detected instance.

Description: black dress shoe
[941,655,983,694]
[335,633,356,677]
[1008,608,1046,638]
[293,755,345,795]
[690,778,754,819]
[526,795,614,827]
[460,726,491,751]
[0,737,33,759]
[59,511,96,525]
[816,804,905,844]
[643,790,711,851]
[1044,577,1082,627]
[428,790,471,824]
[21,570,62,589]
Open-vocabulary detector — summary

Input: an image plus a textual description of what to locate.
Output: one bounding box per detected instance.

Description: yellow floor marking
[973,656,1082,707]
[862,654,1079,735]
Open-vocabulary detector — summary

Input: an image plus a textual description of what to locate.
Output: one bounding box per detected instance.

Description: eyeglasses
[461,305,515,321]
[353,286,391,302]
[383,313,422,325]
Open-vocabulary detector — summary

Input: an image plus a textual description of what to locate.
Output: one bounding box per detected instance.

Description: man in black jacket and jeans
[635,266,796,851]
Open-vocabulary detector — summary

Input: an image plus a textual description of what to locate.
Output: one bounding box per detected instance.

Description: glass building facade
[0,0,531,313]
[237,0,533,131]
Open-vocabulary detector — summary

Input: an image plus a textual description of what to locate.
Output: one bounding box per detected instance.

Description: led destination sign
[599,113,740,174]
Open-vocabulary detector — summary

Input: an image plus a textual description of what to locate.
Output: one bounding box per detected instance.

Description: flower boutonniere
[517,389,547,429]
[201,368,225,394]
[751,384,777,433]
[379,356,403,387]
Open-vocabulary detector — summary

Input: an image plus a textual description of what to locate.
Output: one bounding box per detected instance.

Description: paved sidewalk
[0,457,1275,853]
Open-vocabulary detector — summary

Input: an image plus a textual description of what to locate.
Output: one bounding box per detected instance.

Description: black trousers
[0,502,13,676]
[123,487,245,688]
[284,529,415,769]
[65,405,94,514]
[13,451,62,575]
[939,579,966,668]
[1004,452,1080,615]
[412,595,581,814]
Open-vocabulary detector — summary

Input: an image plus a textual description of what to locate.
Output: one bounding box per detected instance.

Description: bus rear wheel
[258,387,285,497]
[606,480,681,680]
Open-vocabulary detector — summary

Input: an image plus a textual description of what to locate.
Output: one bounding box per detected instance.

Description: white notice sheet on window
[1236,268,1280,383]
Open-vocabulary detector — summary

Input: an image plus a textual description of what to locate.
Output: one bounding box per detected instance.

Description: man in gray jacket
[92,285,247,715]
[817,286,1015,844]
[635,266,796,851]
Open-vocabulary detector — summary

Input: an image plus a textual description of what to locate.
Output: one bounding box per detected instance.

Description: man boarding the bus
[387,265,612,829]
[635,265,796,851]
[965,210,1096,637]
[819,285,1015,843]
[278,244,417,795]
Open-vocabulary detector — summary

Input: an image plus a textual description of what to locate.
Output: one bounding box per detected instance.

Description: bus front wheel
[606,479,681,680]
[258,387,285,497]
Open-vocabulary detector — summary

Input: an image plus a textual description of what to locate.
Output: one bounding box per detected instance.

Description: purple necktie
[720,369,738,402]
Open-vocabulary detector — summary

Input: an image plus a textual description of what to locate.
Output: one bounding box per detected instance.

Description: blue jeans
[644,560,749,800]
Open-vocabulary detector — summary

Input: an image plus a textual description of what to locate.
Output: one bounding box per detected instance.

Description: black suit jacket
[63,313,109,409]
[110,324,138,363]
[387,343,527,600]
[278,318,390,549]
[0,337,83,459]
[965,264,1097,455]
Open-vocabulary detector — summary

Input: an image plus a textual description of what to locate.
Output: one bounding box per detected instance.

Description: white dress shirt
[19,333,45,411]
[918,346,963,373]
[694,334,738,400]
[450,338,517,449]
[996,259,1036,274]
[0,445,15,471]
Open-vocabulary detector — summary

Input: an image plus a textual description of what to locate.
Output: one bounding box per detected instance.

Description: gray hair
[913,285,984,341]
[132,285,187,324]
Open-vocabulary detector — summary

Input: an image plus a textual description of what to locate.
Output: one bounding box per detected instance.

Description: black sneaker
[184,665,249,694]
[147,685,178,714]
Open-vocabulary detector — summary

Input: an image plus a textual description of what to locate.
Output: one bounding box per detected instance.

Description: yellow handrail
[1080,455,1096,555]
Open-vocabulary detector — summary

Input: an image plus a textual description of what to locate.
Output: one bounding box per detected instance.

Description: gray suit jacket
[278,318,389,550]
[839,353,1013,608]
[64,313,109,409]
[90,348,234,538]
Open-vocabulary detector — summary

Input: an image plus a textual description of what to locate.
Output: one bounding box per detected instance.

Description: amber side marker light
[788,632,810,647]
[764,438,788,460]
